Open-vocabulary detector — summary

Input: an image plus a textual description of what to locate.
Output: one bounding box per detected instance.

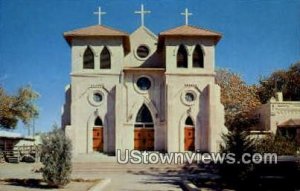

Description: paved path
[0,153,189,191]
[72,154,187,191]
[72,162,187,191]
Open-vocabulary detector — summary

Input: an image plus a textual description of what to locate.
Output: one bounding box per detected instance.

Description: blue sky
[0,0,299,135]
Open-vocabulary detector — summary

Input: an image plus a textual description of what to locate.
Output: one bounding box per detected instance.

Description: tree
[216,69,261,130]
[220,128,255,159]
[0,86,39,129]
[257,62,300,103]
[41,124,72,188]
[220,127,256,186]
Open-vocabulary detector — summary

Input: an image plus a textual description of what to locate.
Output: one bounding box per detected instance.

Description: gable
[124,26,164,68]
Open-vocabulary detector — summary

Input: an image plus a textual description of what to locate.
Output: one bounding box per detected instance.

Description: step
[7,157,19,163]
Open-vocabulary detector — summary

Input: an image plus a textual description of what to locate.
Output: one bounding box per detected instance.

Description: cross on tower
[134,4,151,26]
[93,6,106,25]
[181,8,192,25]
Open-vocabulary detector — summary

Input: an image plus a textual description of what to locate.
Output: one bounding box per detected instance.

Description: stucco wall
[63,26,226,155]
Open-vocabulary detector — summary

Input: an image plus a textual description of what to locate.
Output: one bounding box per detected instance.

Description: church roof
[64,25,130,53]
[278,118,300,128]
[158,25,222,47]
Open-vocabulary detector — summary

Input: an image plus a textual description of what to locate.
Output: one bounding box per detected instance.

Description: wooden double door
[184,126,195,151]
[93,127,103,152]
[134,128,154,151]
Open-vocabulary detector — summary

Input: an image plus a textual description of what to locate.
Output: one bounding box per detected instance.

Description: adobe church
[62,6,227,155]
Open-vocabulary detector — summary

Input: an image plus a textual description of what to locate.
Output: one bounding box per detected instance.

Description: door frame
[87,114,107,153]
[131,101,159,151]
[184,125,195,151]
[93,126,103,152]
[179,114,197,152]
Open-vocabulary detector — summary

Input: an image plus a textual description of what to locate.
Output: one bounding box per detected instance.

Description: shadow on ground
[1,178,52,189]
[126,165,191,190]
[126,159,300,191]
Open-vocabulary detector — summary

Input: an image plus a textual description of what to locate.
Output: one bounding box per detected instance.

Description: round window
[136,45,150,58]
[137,77,151,90]
[93,93,103,102]
[185,92,195,102]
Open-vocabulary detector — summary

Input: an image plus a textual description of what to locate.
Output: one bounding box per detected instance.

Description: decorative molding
[90,84,104,88]
[134,44,152,61]
[133,75,154,94]
[181,89,197,106]
[271,103,300,116]
[87,89,105,107]
[184,84,202,93]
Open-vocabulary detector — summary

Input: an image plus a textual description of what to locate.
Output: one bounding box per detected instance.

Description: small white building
[0,131,35,151]
[255,92,300,144]
[61,11,227,155]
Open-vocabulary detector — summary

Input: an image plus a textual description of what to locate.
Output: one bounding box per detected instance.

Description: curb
[182,180,201,191]
[88,178,111,191]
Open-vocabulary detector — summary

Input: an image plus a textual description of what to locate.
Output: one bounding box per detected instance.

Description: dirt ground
[0,163,100,191]
[0,180,97,191]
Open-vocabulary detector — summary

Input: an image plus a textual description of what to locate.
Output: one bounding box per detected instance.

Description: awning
[277,119,300,128]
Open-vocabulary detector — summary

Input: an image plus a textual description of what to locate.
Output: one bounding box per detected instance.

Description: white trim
[181,89,197,106]
[88,89,105,107]
[134,44,152,61]
[133,75,153,94]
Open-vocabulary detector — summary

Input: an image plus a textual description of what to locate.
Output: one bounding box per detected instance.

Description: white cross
[93,6,106,25]
[134,4,151,26]
[181,8,192,25]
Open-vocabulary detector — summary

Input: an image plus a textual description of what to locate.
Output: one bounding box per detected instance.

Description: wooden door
[134,128,154,151]
[93,127,103,151]
[184,126,195,151]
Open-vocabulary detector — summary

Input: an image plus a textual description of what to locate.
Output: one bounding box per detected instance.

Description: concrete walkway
[0,153,189,191]
[72,153,187,191]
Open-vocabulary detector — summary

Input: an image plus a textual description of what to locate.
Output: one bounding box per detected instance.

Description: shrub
[41,125,72,187]
[255,133,297,155]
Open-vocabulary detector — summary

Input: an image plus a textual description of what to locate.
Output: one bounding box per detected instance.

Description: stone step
[6,156,19,163]
[73,163,184,168]
[72,162,185,173]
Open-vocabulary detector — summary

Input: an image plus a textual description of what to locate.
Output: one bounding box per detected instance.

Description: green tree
[220,127,256,188]
[216,69,261,130]
[0,86,39,129]
[258,62,300,103]
[221,128,255,158]
[41,125,72,188]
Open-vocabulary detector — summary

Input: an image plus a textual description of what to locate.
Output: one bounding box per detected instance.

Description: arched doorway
[134,104,154,151]
[93,116,103,152]
[184,116,195,151]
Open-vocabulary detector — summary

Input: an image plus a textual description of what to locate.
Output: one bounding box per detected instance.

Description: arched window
[135,104,154,128]
[177,45,188,68]
[185,116,194,126]
[94,116,103,126]
[193,45,204,68]
[83,46,94,69]
[100,46,111,69]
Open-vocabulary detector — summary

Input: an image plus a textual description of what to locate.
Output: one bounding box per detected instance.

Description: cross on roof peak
[134,4,151,27]
[93,6,106,25]
[181,8,192,25]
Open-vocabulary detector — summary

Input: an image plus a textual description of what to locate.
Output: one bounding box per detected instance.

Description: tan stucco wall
[256,95,300,134]
[63,26,226,155]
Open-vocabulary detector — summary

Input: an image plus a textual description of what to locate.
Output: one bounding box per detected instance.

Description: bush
[255,133,297,155]
[41,125,72,188]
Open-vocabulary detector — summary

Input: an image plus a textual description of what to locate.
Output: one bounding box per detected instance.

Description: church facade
[61,21,227,155]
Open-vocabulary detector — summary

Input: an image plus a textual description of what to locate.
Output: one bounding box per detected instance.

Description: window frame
[100,46,111,69]
[192,44,204,68]
[83,46,95,69]
[177,44,188,68]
